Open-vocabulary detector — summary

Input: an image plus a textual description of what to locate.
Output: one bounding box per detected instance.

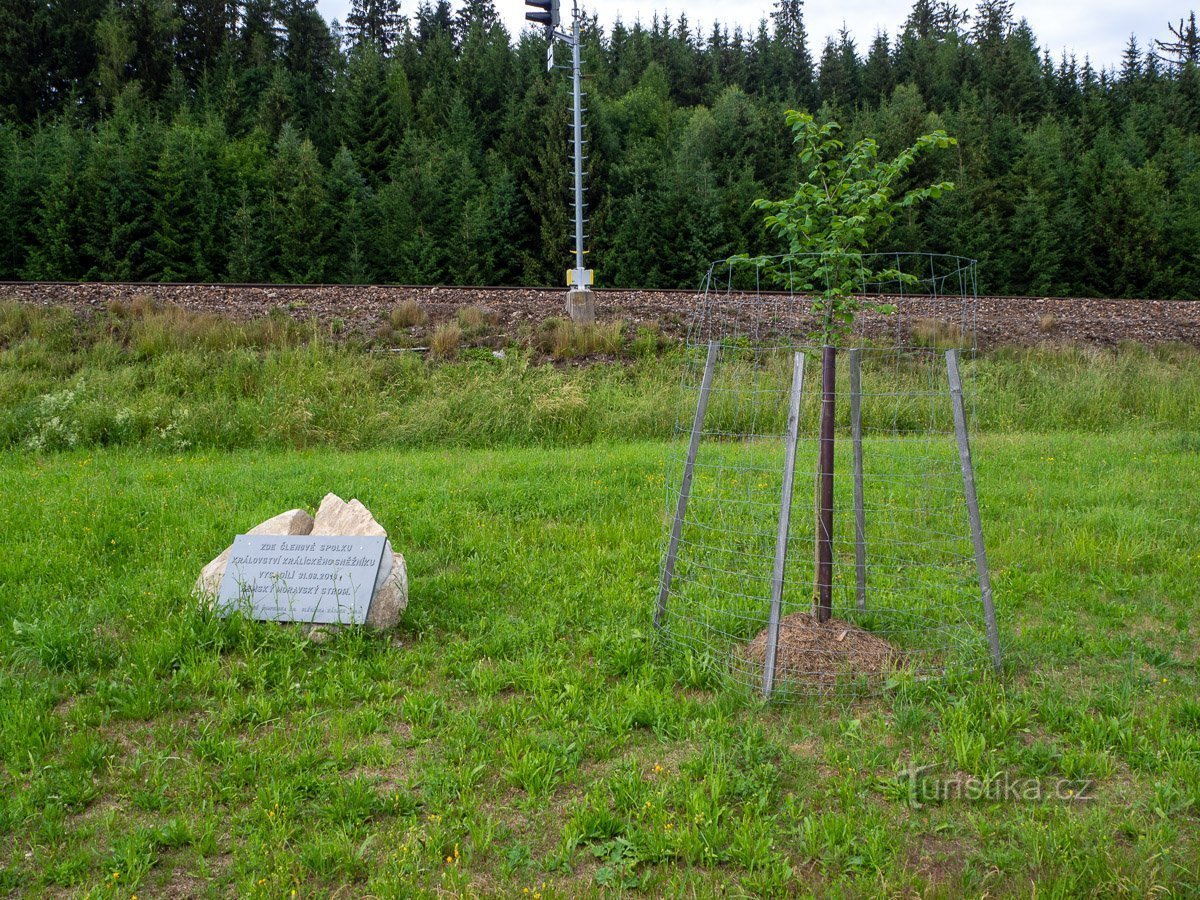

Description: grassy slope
[2,432,1198,896]
[2,301,1198,453]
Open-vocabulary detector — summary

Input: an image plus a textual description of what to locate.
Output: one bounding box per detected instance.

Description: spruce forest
[2,0,1199,297]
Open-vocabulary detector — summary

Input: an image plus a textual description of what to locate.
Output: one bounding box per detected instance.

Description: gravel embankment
[3,282,1197,348]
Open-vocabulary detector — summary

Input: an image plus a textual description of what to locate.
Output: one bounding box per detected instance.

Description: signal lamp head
[524,0,558,39]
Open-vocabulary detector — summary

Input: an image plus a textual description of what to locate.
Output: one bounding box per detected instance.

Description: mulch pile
[742,611,897,688]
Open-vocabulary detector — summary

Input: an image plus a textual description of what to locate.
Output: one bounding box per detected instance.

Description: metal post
[570,7,585,284]
[850,348,866,612]
[655,341,719,630]
[560,0,594,322]
[815,346,836,623]
[762,351,806,698]
[946,349,1002,672]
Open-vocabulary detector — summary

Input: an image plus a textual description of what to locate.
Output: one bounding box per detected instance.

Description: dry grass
[456,305,498,334]
[910,318,966,350]
[390,300,428,329]
[1039,313,1058,333]
[534,318,625,359]
[98,298,308,353]
[430,323,463,359]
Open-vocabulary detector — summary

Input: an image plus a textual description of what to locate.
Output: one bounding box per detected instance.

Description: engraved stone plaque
[215,534,387,625]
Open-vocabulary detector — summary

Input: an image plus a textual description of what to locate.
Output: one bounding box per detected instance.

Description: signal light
[525,0,558,39]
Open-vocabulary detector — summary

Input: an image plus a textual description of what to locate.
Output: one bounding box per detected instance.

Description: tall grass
[1,301,1196,451]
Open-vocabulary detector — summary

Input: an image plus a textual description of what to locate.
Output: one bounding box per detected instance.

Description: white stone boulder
[195,495,407,631]
[311,493,408,630]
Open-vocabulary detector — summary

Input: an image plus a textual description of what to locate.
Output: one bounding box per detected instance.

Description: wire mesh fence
[655,253,1001,699]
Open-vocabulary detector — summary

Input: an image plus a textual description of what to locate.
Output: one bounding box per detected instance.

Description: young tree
[24,126,89,280]
[227,185,265,281]
[747,111,955,621]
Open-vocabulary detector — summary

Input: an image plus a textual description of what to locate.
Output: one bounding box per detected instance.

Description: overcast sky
[314,0,1189,68]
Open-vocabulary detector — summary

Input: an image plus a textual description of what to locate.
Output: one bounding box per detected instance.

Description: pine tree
[24,127,89,280]
[862,32,895,105]
[818,31,861,109]
[177,0,237,87]
[1155,12,1199,67]
[0,126,31,277]
[270,125,331,282]
[227,186,265,281]
[461,152,528,283]
[326,145,375,282]
[770,0,815,107]
[234,0,280,119]
[346,0,403,54]
[80,118,159,279]
[1121,35,1143,82]
[150,121,223,281]
[0,0,50,122]
[339,45,409,180]
[279,0,337,141]
[103,0,179,106]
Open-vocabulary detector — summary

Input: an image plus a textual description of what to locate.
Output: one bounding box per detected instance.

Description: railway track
[2,281,1197,348]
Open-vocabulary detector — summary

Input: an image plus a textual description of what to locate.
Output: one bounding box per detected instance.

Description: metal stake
[763,351,806,698]
[850,348,866,612]
[655,341,720,630]
[946,349,1002,672]
[815,346,836,623]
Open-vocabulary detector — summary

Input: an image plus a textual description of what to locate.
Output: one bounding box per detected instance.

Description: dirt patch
[742,612,898,690]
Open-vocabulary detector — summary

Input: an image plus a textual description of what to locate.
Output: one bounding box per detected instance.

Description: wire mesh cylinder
[656,253,996,698]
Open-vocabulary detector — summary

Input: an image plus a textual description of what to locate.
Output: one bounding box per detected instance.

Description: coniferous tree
[771,0,815,106]
[863,32,896,105]
[0,0,50,122]
[1156,12,1200,66]
[176,0,237,87]
[0,0,1198,298]
[272,125,331,281]
[25,127,89,280]
[227,186,265,281]
[339,45,408,179]
[81,118,159,280]
[346,0,403,54]
[150,122,223,281]
[327,146,374,282]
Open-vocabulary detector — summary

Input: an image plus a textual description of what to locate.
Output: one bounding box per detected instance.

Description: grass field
[2,426,1199,895]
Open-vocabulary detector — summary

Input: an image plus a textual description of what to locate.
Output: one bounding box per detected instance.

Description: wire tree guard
[654,252,1002,699]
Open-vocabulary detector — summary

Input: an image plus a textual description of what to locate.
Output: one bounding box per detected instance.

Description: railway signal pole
[526,0,595,322]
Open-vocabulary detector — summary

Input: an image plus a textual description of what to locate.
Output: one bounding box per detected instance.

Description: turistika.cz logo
[893,762,1095,809]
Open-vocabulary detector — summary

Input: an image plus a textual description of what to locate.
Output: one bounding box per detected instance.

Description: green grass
[2,432,1198,896]
[3,302,1199,893]
[1,301,1198,453]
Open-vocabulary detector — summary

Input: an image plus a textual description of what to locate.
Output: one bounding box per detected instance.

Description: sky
[314,0,1189,69]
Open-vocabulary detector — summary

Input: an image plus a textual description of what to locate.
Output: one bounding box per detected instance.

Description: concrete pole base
[566,288,596,324]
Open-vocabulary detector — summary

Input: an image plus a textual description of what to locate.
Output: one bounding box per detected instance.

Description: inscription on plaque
[216,534,387,625]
